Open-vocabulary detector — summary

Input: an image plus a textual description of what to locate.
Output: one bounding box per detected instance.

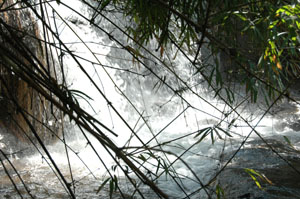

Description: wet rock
[217,138,300,199]
[0,0,62,145]
[268,101,300,132]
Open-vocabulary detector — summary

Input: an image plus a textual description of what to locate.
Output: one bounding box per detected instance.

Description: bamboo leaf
[111,165,117,172]
[113,175,118,191]
[249,173,262,189]
[160,46,164,57]
[208,68,215,87]
[162,159,169,180]
[125,45,146,59]
[109,180,114,199]
[245,169,262,188]
[225,88,234,104]
[216,184,225,199]
[214,87,222,98]
[211,130,215,144]
[69,89,94,101]
[194,127,210,138]
[96,178,110,194]
[244,168,272,189]
[196,128,211,144]
[215,126,232,137]
[283,136,294,148]
[213,127,223,140]
[138,154,147,162]
[215,66,223,86]
[245,168,263,178]
[100,0,111,11]
[228,118,236,128]
[156,159,161,175]
[261,174,273,185]
[233,11,247,21]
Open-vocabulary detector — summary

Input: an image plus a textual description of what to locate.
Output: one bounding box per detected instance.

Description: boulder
[217,138,300,199]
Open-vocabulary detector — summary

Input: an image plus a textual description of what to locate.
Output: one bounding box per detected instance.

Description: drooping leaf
[111,165,117,172]
[244,168,272,189]
[195,128,211,144]
[156,159,161,176]
[113,175,118,192]
[216,184,225,199]
[69,89,94,101]
[138,154,147,162]
[283,136,294,148]
[109,179,114,199]
[211,129,215,144]
[125,45,146,60]
[213,127,223,140]
[96,178,110,194]
[194,127,210,138]
[100,0,111,11]
[245,171,262,189]
[215,126,232,137]
[233,11,247,21]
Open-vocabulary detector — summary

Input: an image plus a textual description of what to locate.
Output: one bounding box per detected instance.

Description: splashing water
[1,1,300,199]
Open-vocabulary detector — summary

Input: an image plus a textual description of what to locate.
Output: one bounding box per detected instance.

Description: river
[0,1,300,199]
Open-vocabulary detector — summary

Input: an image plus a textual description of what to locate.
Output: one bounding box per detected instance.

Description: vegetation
[97,0,300,102]
[0,0,299,199]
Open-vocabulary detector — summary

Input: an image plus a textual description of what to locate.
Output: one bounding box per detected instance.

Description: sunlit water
[1,1,300,199]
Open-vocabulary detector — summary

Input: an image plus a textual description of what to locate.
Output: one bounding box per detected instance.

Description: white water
[1,1,300,199]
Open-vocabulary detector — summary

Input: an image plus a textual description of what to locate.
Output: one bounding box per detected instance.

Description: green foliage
[214,1,300,101]
[244,168,273,189]
[194,126,232,144]
[96,178,110,194]
[216,184,226,199]
[283,135,296,149]
[96,166,119,198]
[96,0,300,103]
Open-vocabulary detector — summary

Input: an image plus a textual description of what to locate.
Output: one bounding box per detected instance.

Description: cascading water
[0,1,300,199]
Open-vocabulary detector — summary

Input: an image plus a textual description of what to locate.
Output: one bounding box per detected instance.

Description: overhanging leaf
[100,0,111,11]
[194,127,210,138]
[283,136,294,148]
[244,168,272,189]
[216,184,225,199]
[96,178,110,194]
[109,179,114,199]
[215,126,232,137]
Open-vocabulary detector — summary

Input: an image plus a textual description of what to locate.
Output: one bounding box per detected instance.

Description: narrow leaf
[96,178,110,194]
[194,127,210,138]
[215,126,232,137]
[156,159,161,175]
[249,173,262,189]
[113,175,118,191]
[138,154,147,162]
[109,180,114,199]
[216,184,225,199]
[100,0,111,11]
[283,136,294,148]
[69,89,94,101]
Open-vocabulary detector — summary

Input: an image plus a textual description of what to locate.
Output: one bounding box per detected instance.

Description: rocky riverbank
[217,138,300,199]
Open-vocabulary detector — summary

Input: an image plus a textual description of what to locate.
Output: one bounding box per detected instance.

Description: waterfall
[0,1,300,199]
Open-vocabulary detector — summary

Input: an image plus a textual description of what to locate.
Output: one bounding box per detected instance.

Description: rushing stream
[1,1,300,199]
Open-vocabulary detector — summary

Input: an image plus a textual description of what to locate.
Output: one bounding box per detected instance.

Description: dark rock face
[218,18,259,83]
[0,0,61,145]
[217,138,300,199]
